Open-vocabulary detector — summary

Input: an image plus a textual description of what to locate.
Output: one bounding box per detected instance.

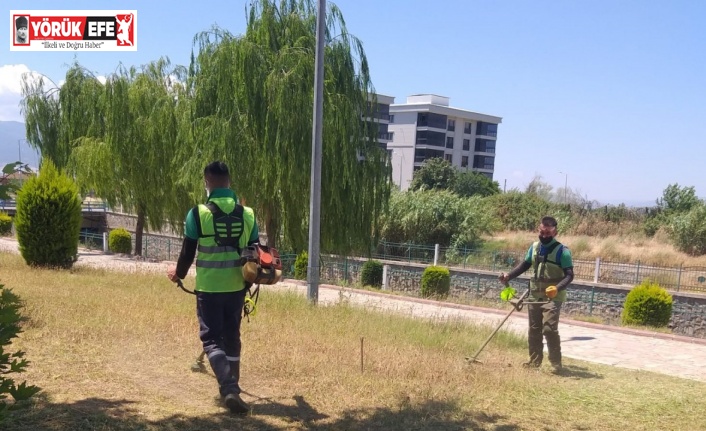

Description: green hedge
[109,228,132,254]
[421,266,450,298]
[622,279,673,327]
[0,212,12,236]
[361,260,383,288]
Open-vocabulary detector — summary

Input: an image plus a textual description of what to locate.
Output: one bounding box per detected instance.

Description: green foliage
[0,163,32,201]
[294,251,308,280]
[14,161,82,268]
[360,260,383,288]
[671,203,706,256]
[622,280,673,327]
[186,0,391,254]
[485,191,555,231]
[409,158,457,191]
[381,190,499,247]
[452,171,501,198]
[0,285,41,422]
[657,184,700,214]
[108,228,132,254]
[421,266,451,298]
[0,212,11,236]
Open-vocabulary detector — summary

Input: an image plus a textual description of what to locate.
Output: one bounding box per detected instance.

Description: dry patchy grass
[486,231,706,268]
[1,253,705,431]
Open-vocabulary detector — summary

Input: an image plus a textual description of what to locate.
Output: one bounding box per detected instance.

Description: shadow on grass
[553,364,604,380]
[3,392,523,431]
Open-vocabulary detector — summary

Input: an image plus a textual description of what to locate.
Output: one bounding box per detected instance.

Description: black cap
[16,16,28,29]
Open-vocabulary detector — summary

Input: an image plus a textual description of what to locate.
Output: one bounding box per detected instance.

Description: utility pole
[559,171,568,204]
[306,0,326,304]
[17,140,22,163]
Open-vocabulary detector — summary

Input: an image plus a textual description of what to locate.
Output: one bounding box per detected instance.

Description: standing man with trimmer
[499,216,573,371]
[167,161,260,414]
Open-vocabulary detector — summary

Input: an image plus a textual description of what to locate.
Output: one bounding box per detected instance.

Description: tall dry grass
[487,231,706,268]
[2,252,706,430]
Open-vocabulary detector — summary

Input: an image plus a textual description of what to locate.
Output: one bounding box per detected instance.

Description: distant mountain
[0,121,39,168]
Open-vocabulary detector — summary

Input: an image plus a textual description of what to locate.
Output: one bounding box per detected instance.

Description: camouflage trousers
[526,300,562,367]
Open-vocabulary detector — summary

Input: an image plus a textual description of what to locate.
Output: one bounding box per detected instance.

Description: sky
[2,0,705,206]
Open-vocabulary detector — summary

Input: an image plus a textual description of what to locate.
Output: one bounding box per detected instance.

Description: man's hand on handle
[167,265,180,283]
[498,273,510,285]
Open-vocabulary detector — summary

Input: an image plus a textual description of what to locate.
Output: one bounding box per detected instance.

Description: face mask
[539,235,554,245]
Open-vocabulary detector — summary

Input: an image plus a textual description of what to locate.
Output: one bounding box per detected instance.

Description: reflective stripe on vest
[530,241,567,302]
[195,197,255,293]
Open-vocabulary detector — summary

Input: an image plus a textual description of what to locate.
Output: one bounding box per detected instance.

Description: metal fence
[373,241,706,293]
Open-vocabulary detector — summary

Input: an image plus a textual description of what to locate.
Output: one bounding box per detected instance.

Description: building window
[477,122,498,137]
[389,114,395,123]
[464,122,472,134]
[445,136,454,149]
[416,130,446,147]
[461,156,468,167]
[473,155,495,170]
[463,139,470,151]
[417,112,447,129]
[444,154,453,163]
[414,148,445,163]
[447,119,455,131]
[474,138,496,153]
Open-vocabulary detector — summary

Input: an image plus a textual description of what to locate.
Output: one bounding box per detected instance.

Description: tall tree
[181,0,391,253]
[69,58,191,255]
[408,158,457,191]
[453,171,501,198]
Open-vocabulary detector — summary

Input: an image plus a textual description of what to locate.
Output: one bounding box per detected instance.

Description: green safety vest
[530,241,567,302]
[194,196,255,293]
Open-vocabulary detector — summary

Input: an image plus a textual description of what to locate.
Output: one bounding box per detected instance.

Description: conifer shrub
[0,212,12,236]
[361,260,383,288]
[421,266,451,298]
[622,279,673,327]
[108,228,132,254]
[294,251,308,280]
[14,162,82,268]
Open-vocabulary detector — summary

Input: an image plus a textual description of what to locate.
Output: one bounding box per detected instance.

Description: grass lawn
[1,252,704,431]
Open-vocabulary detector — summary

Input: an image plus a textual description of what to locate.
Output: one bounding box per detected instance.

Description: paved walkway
[2,238,705,383]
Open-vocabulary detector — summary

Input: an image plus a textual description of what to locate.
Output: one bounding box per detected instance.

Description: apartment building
[369,93,395,151]
[388,94,501,190]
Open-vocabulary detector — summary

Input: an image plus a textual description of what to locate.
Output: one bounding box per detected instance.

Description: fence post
[407,244,411,263]
[476,277,481,297]
[433,244,439,266]
[492,251,497,272]
[676,264,682,292]
[594,257,600,283]
[344,256,349,281]
[589,286,595,315]
[167,238,171,261]
[635,260,641,284]
[103,232,108,253]
[382,264,388,290]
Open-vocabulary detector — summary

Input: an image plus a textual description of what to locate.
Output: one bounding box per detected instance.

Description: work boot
[522,358,541,368]
[224,393,250,415]
[550,361,562,373]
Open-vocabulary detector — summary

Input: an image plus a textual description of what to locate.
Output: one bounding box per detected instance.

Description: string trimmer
[465,285,549,364]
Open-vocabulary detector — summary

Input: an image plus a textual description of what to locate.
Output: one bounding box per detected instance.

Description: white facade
[388,94,502,190]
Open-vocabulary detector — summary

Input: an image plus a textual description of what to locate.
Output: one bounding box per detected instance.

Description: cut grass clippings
[1,252,705,430]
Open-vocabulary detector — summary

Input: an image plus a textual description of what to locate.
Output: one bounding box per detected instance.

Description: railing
[372,241,706,293]
[0,200,107,212]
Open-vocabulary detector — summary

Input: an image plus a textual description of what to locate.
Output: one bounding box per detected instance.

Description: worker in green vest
[168,161,260,414]
[499,216,574,371]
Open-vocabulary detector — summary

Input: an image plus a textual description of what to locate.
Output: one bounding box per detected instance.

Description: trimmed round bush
[0,211,12,236]
[622,279,673,327]
[421,266,450,298]
[361,260,383,288]
[109,228,132,254]
[294,251,308,280]
[14,161,82,268]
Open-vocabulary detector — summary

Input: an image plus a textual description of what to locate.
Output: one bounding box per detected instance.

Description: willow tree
[181,0,391,253]
[21,63,106,169]
[69,58,191,255]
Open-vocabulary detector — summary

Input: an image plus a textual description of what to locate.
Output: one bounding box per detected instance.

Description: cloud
[0,64,50,122]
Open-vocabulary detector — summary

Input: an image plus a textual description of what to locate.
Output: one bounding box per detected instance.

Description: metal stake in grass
[360,337,364,373]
